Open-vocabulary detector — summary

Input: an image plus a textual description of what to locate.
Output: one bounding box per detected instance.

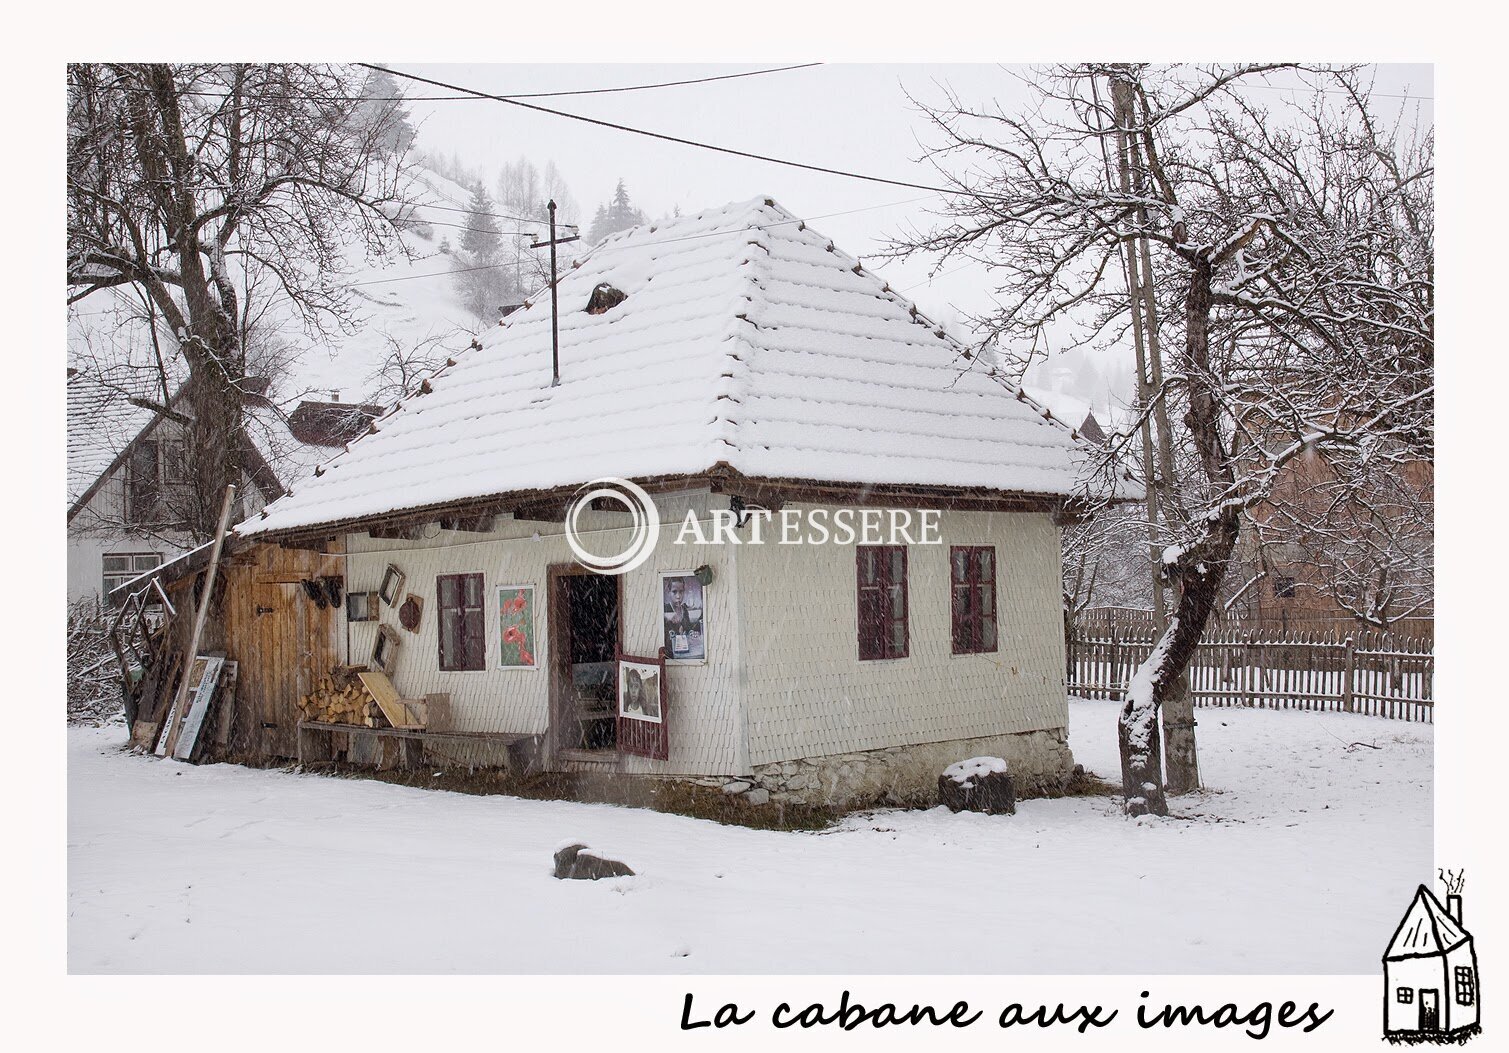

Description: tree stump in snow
[553,843,635,880]
[938,757,1015,815]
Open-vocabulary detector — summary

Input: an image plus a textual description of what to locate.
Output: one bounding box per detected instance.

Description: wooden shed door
[244,579,331,759]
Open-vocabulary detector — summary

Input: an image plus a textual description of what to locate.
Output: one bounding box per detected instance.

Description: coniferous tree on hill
[588,178,647,242]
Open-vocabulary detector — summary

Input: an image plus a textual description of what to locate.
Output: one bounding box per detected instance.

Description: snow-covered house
[204,197,1095,805]
[67,167,486,610]
[1383,885,1479,1042]
[66,369,288,608]
[65,368,378,609]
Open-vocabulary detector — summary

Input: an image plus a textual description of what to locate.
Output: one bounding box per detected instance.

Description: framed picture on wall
[497,584,537,669]
[379,564,406,606]
[659,571,707,663]
[617,655,664,724]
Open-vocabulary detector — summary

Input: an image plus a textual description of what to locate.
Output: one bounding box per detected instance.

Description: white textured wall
[342,491,742,776]
[736,506,1068,768]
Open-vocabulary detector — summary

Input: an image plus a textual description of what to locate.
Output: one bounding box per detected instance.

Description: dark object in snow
[585,282,627,315]
[938,757,1015,815]
[553,843,635,880]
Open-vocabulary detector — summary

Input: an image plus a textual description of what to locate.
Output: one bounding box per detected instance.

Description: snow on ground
[68,699,1430,974]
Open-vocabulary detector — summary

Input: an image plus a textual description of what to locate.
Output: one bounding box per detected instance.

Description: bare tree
[891,64,1432,815]
[363,331,457,405]
[67,63,416,538]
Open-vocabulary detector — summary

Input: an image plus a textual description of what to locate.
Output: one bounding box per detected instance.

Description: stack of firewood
[299,667,385,727]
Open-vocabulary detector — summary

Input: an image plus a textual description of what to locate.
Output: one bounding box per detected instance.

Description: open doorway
[548,566,621,754]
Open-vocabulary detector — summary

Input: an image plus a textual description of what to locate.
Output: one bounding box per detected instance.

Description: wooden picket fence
[1067,626,1434,722]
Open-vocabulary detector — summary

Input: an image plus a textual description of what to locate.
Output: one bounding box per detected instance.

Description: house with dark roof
[135,198,1104,806]
[1383,884,1479,1042]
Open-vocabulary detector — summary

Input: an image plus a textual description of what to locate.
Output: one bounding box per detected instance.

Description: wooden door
[219,544,341,761]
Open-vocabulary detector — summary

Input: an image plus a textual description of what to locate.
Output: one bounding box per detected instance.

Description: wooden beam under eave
[439,514,496,532]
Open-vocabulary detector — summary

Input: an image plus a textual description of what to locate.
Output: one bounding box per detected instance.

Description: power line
[363,64,978,199]
[103,64,824,105]
[415,200,577,229]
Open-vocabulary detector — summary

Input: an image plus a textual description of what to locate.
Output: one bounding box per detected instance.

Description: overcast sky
[401,63,1433,414]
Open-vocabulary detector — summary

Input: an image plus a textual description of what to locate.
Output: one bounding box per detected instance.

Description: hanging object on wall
[347,591,380,622]
[379,564,406,606]
[372,625,401,676]
[321,576,343,608]
[660,571,707,663]
[616,650,669,760]
[398,594,424,632]
[300,579,329,608]
[497,585,537,669]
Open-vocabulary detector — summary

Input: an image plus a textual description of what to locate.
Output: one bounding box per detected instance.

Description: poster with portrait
[660,571,706,663]
[617,657,663,724]
[497,584,537,669]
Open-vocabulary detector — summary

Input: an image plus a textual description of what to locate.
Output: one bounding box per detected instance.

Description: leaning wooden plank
[171,655,226,761]
[162,484,238,758]
[356,671,413,728]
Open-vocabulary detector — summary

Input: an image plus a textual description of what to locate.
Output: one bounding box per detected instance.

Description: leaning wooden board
[356,671,427,729]
[166,655,226,760]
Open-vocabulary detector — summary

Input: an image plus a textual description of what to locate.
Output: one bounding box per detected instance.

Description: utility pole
[530,200,580,388]
[1109,70,1199,794]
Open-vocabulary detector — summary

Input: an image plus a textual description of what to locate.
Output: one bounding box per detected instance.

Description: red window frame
[437,572,486,671]
[857,545,908,660]
[950,545,998,655]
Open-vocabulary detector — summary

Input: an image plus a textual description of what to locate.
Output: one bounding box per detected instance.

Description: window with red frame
[437,573,486,671]
[857,545,908,660]
[951,546,998,654]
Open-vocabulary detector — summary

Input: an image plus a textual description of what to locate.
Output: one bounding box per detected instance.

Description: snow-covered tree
[891,64,1432,815]
[588,178,647,242]
[68,63,416,539]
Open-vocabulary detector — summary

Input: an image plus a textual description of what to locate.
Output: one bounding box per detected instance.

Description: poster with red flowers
[497,584,537,669]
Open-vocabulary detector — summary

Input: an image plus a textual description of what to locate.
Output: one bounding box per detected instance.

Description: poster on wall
[497,584,537,669]
[617,655,664,723]
[660,571,706,663]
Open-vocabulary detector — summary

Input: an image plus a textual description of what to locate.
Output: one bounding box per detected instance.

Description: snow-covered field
[68,699,1431,974]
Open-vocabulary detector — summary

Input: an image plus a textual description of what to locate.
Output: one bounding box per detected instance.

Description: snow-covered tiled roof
[244,197,1085,537]
[67,368,174,509]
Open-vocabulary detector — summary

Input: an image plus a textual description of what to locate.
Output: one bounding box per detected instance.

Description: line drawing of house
[1383,879,1479,1043]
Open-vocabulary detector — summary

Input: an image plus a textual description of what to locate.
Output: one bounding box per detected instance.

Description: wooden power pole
[1109,70,1200,794]
[530,200,580,388]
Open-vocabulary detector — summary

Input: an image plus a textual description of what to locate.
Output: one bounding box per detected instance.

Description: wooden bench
[295,720,533,770]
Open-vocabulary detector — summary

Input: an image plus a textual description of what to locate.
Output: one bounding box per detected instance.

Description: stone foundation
[737,728,1075,808]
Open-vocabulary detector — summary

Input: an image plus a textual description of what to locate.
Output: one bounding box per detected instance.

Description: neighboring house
[178,197,1096,806]
[66,165,492,612]
[1226,447,1434,635]
[1383,885,1478,1042]
[66,369,377,609]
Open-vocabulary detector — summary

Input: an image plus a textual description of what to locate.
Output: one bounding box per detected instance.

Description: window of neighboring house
[125,439,161,524]
[161,438,189,485]
[1456,967,1476,1006]
[102,552,163,604]
[1397,987,1412,1004]
[1273,574,1297,599]
[437,573,486,671]
[857,545,908,660]
[951,545,998,655]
